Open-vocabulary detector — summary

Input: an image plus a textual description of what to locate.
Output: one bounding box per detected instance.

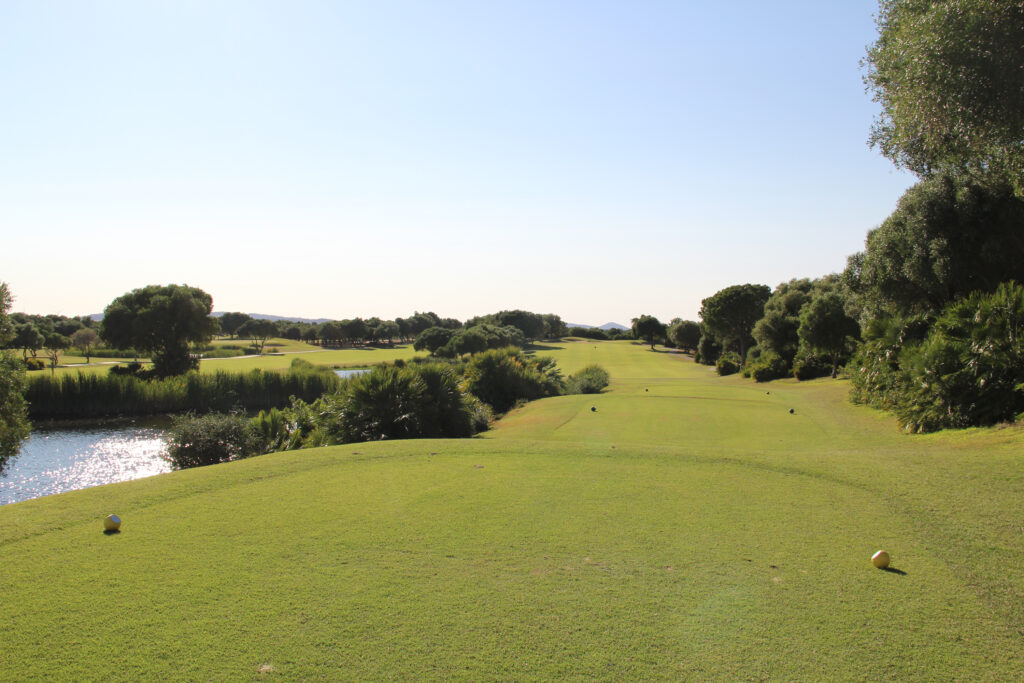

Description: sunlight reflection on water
[1,426,170,505]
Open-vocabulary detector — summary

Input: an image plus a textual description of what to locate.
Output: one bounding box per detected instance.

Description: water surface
[1,424,170,505]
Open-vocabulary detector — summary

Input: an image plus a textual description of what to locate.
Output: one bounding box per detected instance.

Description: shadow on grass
[881,566,907,575]
[103,529,121,536]
[526,343,566,352]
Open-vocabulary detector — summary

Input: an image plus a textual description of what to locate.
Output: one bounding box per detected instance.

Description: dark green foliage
[793,352,833,381]
[849,314,932,405]
[461,347,563,413]
[864,0,1024,186]
[747,352,789,383]
[0,282,31,473]
[541,314,568,339]
[668,320,701,353]
[695,334,721,365]
[850,173,1024,315]
[218,312,252,338]
[798,293,861,378]
[24,368,341,420]
[700,284,772,361]
[752,279,814,366]
[631,315,666,350]
[413,326,455,354]
[466,310,547,340]
[567,326,609,340]
[24,358,45,371]
[437,324,525,357]
[11,323,44,361]
[101,284,218,377]
[565,364,611,394]
[715,352,742,376]
[334,365,427,442]
[237,319,279,354]
[166,412,261,470]
[889,282,1024,432]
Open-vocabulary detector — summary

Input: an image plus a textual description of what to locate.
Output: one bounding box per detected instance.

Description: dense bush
[24,358,45,371]
[461,347,564,413]
[792,349,833,381]
[565,364,611,394]
[695,335,721,365]
[226,361,495,453]
[567,326,609,340]
[715,352,742,376]
[166,412,261,470]
[890,282,1024,432]
[747,352,789,382]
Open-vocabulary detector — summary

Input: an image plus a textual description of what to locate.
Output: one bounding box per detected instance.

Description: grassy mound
[2,341,1022,680]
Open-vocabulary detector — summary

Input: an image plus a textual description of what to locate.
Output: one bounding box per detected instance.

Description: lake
[1,423,170,506]
[2,369,371,506]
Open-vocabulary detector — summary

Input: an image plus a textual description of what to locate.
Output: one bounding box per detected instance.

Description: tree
[668,320,701,353]
[752,279,815,366]
[100,284,218,377]
[70,328,100,363]
[542,314,568,339]
[865,0,1024,188]
[218,312,252,339]
[631,315,666,350]
[44,332,70,373]
[0,282,31,472]
[413,326,455,355]
[12,323,44,361]
[849,172,1024,316]
[699,284,771,362]
[798,293,861,378]
[237,319,279,354]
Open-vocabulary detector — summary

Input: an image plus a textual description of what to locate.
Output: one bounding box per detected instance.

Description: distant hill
[568,322,628,331]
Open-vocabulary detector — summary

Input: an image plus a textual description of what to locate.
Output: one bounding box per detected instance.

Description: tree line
[635,1,1024,432]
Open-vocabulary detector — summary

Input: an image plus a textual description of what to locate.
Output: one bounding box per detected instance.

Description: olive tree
[865,0,1024,188]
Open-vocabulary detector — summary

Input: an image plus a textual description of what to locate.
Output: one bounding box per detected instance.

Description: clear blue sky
[0,0,913,325]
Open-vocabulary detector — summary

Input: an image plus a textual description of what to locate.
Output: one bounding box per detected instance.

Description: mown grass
[2,341,1022,680]
[41,341,422,377]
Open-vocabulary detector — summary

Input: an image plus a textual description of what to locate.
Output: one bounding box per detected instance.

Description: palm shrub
[331,365,427,442]
[894,282,1024,432]
[460,347,563,413]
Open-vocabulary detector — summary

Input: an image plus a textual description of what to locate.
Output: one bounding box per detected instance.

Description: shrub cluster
[565,364,611,394]
[851,282,1024,432]
[169,349,609,469]
[715,352,742,376]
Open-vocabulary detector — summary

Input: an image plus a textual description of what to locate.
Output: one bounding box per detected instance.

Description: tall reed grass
[25,368,341,419]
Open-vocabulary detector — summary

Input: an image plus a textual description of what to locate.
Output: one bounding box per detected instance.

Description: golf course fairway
[2,341,1022,680]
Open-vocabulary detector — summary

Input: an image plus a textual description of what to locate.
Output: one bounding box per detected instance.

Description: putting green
[2,341,1022,680]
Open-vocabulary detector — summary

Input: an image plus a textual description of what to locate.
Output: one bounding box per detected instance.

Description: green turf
[2,341,1022,680]
[44,341,423,377]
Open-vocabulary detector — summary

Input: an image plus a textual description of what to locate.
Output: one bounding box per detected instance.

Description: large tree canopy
[865,0,1024,187]
[699,284,771,361]
[847,172,1024,315]
[101,284,218,377]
